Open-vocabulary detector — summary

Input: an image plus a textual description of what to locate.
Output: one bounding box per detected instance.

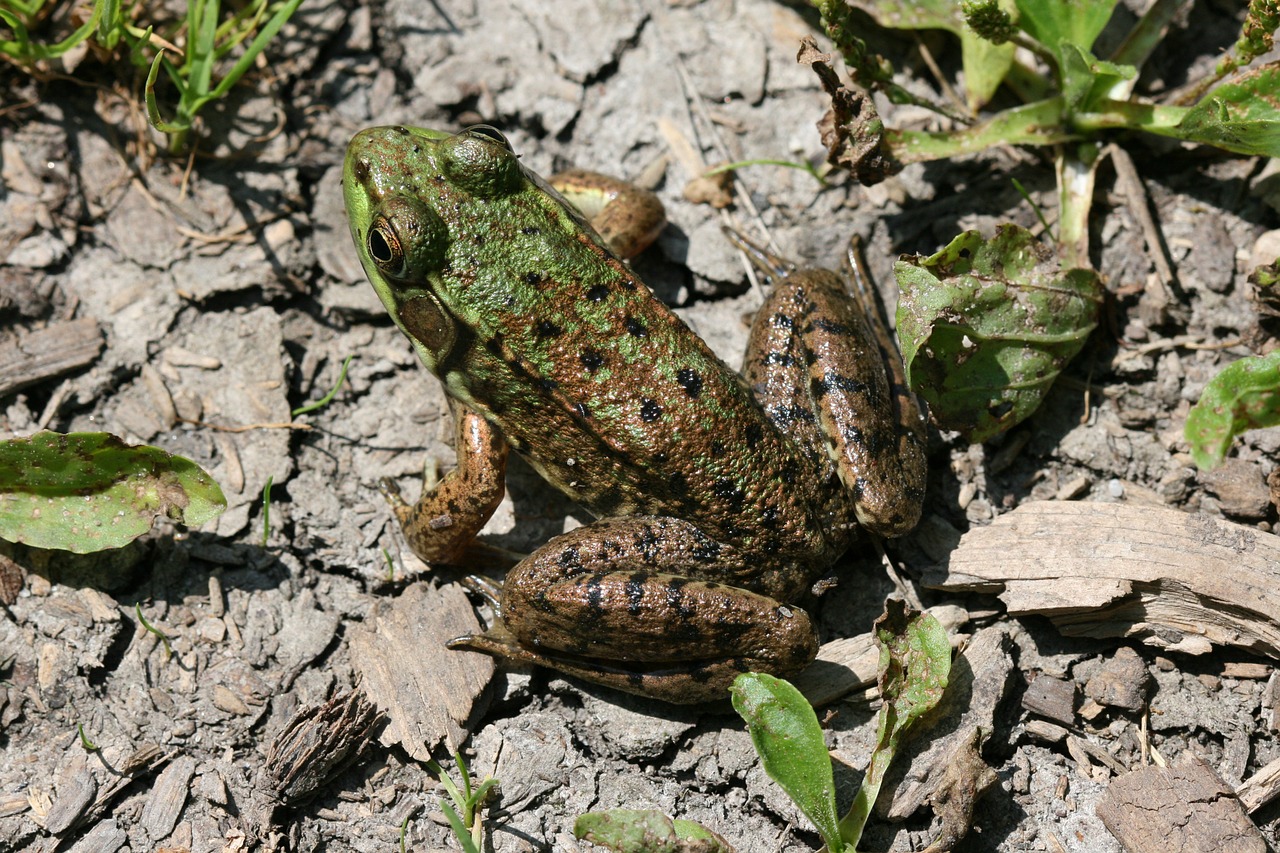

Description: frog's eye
[440,126,523,198]
[367,198,447,280]
[463,124,513,152]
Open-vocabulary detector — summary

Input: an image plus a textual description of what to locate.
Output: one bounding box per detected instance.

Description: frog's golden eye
[463,124,513,152]
[367,198,447,280]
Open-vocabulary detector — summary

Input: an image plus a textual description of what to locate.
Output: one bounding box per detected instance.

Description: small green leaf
[895,225,1103,442]
[1059,42,1135,112]
[0,432,226,553]
[574,809,735,852]
[731,673,842,851]
[839,600,951,848]
[1185,350,1280,469]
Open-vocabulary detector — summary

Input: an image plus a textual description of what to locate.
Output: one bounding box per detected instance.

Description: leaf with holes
[895,225,1103,442]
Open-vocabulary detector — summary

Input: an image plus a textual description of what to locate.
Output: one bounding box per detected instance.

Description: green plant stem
[1055,144,1102,270]
[888,97,1076,164]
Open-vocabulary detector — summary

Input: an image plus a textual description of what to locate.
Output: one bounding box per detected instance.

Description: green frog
[342,124,926,703]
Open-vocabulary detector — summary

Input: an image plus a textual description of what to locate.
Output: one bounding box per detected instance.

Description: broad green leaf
[1169,61,1280,157]
[1185,350,1280,469]
[838,600,951,849]
[573,809,735,853]
[895,226,1103,442]
[0,432,226,553]
[1013,0,1118,58]
[731,674,842,851]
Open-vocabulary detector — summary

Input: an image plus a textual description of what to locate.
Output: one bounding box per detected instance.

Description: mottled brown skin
[343,125,925,703]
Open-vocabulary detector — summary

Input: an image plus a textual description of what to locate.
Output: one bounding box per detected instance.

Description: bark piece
[0,317,103,397]
[350,581,493,760]
[1097,752,1266,852]
[1084,646,1150,713]
[140,754,195,842]
[66,819,127,853]
[924,502,1280,657]
[1022,675,1077,727]
[44,768,96,835]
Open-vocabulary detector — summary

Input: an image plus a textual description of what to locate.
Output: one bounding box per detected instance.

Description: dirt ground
[3,0,1280,851]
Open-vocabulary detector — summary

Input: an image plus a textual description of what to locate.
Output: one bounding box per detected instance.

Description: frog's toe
[376,476,406,506]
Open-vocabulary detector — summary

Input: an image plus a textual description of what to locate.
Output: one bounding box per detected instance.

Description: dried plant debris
[924,501,1280,658]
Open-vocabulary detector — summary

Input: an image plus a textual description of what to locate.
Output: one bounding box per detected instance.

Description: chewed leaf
[895,225,1103,442]
[1185,351,1280,470]
[0,431,226,553]
[573,809,735,852]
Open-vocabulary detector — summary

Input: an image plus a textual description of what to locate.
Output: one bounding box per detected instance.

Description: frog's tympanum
[343,125,926,703]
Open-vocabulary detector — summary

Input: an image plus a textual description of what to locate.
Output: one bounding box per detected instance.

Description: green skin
[343,125,926,703]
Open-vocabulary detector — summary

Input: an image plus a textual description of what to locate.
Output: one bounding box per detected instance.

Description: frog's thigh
[500,516,817,669]
[394,403,509,564]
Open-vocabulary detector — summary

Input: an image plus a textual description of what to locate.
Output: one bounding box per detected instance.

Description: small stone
[1084,647,1150,713]
[1200,459,1270,520]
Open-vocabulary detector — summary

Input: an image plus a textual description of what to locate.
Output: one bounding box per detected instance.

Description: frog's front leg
[452,516,818,703]
[385,401,509,565]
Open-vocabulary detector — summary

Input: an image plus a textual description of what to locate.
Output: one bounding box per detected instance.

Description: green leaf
[1059,42,1135,112]
[838,600,951,848]
[730,673,842,851]
[1013,0,1119,57]
[1185,350,1280,469]
[573,809,735,852]
[961,26,1017,109]
[895,225,1103,442]
[1171,61,1280,157]
[0,432,226,553]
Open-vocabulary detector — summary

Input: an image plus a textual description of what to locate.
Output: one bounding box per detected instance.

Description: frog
[342,124,927,704]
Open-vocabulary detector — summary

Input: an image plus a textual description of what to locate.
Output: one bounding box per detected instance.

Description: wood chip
[1237,753,1280,813]
[350,581,493,760]
[43,769,96,835]
[1223,662,1271,679]
[0,317,104,397]
[1098,752,1266,852]
[924,502,1280,657]
[140,755,195,842]
[1022,675,1077,727]
[66,818,127,853]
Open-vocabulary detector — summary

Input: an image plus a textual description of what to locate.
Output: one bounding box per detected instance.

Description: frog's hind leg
[384,402,510,565]
[450,515,818,704]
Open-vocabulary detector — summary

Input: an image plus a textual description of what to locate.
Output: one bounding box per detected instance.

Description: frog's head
[342,125,533,374]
